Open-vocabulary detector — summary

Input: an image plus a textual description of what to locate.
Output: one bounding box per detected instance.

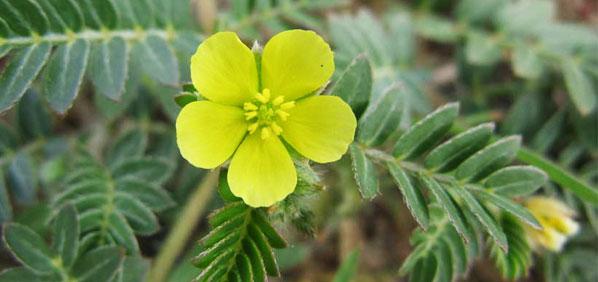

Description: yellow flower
[176,30,357,207]
[524,196,579,251]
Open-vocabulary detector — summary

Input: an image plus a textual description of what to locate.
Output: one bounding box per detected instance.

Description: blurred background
[0,0,597,281]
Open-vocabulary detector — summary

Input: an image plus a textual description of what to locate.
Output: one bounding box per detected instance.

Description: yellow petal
[176,101,247,168]
[281,95,356,163]
[228,133,296,207]
[261,30,334,101]
[190,32,258,106]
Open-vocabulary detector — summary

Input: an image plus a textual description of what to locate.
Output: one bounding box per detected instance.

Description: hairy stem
[148,169,220,282]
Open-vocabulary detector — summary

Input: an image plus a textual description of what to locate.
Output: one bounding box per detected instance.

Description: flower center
[243,88,294,139]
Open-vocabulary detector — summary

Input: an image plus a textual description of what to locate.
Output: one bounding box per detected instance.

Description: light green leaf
[134,35,179,85]
[115,193,159,235]
[485,166,547,197]
[561,58,596,115]
[421,176,469,243]
[387,161,428,229]
[455,136,521,182]
[332,249,360,282]
[106,129,148,167]
[393,103,459,159]
[465,31,502,66]
[331,54,372,117]
[51,205,79,269]
[349,144,379,199]
[0,43,51,112]
[452,188,508,251]
[357,85,404,146]
[72,246,123,282]
[116,178,174,212]
[415,15,458,43]
[111,158,173,185]
[425,123,494,172]
[472,188,541,229]
[511,43,543,79]
[2,223,56,274]
[43,39,90,113]
[88,37,129,100]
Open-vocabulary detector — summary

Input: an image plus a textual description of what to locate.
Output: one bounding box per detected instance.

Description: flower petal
[190,32,258,106]
[261,29,334,101]
[281,95,356,163]
[228,133,296,207]
[176,101,247,168]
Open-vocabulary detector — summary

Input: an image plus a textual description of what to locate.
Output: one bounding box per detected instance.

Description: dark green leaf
[88,37,129,100]
[8,151,37,204]
[485,166,547,197]
[37,0,84,32]
[0,0,49,36]
[106,129,148,167]
[349,144,378,199]
[116,178,175,212]
[175,93,198,108]
[357,85,404,146]
[393,103,459,159]
[72,246,123,282]
[332,250,360,282]
[455,136,521,182]
[43,39,90,113]
[134,35,179,85]
[472,188,541,229]
[0,43,51,112]
[422,176,469,243]
[0,172,13,223]
[0,267,45,282]
[52,205,79,268]
[79,0,118,29]
[115,193,159,235]
[331,54,372,117]
[111,157,173,184]
[252,210,287,249]
[387,161,429,229]
[2,223,56,274]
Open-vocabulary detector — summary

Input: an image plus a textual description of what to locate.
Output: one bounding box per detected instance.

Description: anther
[272,96,284,106]
[261,127,271,139]
[276,110,290,121]
[280,101,295,110]
[270,122,283,135]
[243,102,258,111]
[245,111,258,120]
[247,123,259,134]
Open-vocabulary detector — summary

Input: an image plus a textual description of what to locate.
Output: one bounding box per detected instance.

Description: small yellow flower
[176,30,357,207]
[524,196,579,251]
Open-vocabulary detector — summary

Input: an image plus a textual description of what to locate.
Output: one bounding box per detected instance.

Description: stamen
[280,101,295,110]
[247,122,259,134]
[276,110,290,121]
[255,93,268,104]
[272,96,284,106]
[270,122,283,135]
[262,89,271,100]
[245,111,258,120]
[261,127,271,139]
[243,102,258,111]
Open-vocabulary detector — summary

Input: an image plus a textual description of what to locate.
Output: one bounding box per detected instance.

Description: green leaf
[8,151,37,204]
[387,161,429,229]
[88,37,129,100]
[0,267,45,282]
[116,178,175,212]
[357,85,404,146]
[517,148,598,205]
[465,31,502,66]
[490,213,532,280]
[393,103,459,159]
[105,212,140,254]
[79,0,118,29]
[252,210,287,249]
[243,239,266,282]
[37,0,84,32]
[106,129,148,167]
[0,172,13,223]
[111,157,173,184]
[561,58,596,115]
[134,35,179,85]
[349,144,378,199]
[331,54,372,117]
[2,223,56,274]
[51,205,79,269]
[452,188,508,251]
[17,90,52,139]
[118,256,150,282]
[332,250,360,282]
[0,43,51,112]
[247,224,279,276]
[218,170,241,203]
[72,246,123,282]
[485,166,547,197]
[422,176,469,243]
[43,39,90,113]
[114,193,159,235]
[455,136,521,182]
[424,123,494,172]
[415,15,458,43]
[511,43,543,79]
[175,92,199,108]
[472,188,541,229]
[0,0,49,36]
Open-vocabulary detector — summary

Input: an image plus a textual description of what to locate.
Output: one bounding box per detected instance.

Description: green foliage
[0,0,200,114]
[0,205,125,282]
[489,213,533,280]
[332,250,360,282]
[192,200,287,282]
[52,129,175,254]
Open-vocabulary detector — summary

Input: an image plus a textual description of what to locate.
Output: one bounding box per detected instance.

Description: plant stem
[148,169,220,282]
